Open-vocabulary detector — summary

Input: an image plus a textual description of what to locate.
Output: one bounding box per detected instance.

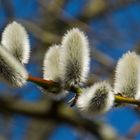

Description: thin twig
[27,75,140,107]
[28,75,62,93]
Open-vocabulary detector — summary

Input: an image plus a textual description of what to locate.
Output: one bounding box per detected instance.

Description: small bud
[1,21,30,64]
[43,45,61,82]
[60,28,90,86]
[0,46,28,87]
[114,51,140,99]
[76,81,114,115]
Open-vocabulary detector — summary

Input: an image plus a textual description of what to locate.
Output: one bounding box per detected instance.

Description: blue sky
[0,0,140,139]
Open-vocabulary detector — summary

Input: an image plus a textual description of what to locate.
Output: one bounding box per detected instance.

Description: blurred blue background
[0,0,140,140]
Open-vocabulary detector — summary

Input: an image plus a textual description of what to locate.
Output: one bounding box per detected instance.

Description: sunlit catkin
[43,45,61,82]
[76,81,114,115]
[43,45,67,99]
[0,46,28,87]
[60,28,90,86]
[114,51,140,99]
[1,21,30,64]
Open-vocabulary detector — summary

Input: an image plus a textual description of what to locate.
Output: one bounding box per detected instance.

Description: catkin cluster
[43,28,140,115]
[0,21,30,87]
[1,21,140,116]
[43,28,115,115]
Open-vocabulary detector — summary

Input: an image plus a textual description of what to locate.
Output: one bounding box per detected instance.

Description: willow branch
[28,75,62,93]
[27,75,140,106]
[115,95,140,106]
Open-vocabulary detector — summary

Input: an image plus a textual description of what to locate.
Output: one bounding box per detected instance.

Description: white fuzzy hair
[136,65,140,99]
[114,51,140,99]
[1,21,30,64]
[60,28,90,86]
[76,81,114,115]
[43,45,67,99]
[43,45,61,82]
[0,46,28,87]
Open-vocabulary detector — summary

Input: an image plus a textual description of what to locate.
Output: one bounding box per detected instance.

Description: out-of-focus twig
[80,0,138,21]
[0,95,116,140]
[45,0,66,14]
[125,123,140,139]
[91,47,115,68]
[18,20,61,44]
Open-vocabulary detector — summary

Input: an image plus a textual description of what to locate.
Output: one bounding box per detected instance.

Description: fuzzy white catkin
[0,46,28,87]
[76,81,114,115]
[114,51,140,99]
[43,45,61,82]
[43,45,67,99]
[1,21,30,64]
[60,28,90,86]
